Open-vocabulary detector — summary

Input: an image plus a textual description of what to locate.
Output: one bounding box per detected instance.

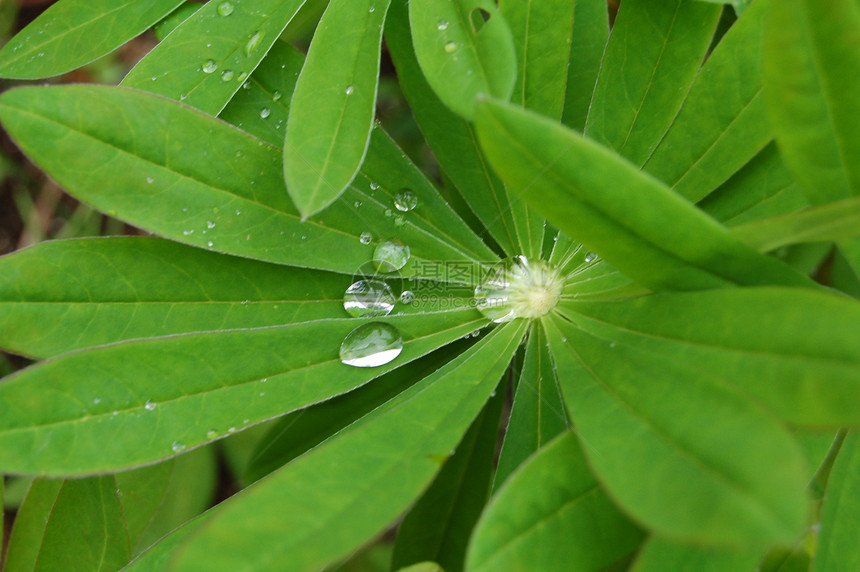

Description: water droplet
[584,252,598,263]
[354,200,363,208]
[340,322,403,368]
[369,5,376,13]
[237,72,248,83]
[394,188,418,212]
[260,107,271,118]
[359,231,373,245]
[272,90,282,101]
[394,215,406,227]
[245,31,265,56]
[180,93,188,100]
[474,256,562,322]
[373,239,410,273]
[144,400,157,411]
[202,60,218,74]
[206,430,218,440]
[445,42,458,53]
[235,209,242,215]
[345,85,354,95]
[242,80,252,90]
[437,19,449,30]
[207,241,214,247]
[217,1,234,16]
[221,69,234,81]
[344,280,396,318]
[399,290,414,305]
[146,177,154,184]
[183,229,194,236]
[93,398,101,405]
[171,441,186,453]
[369,182,380,190]
[384,208,393,217]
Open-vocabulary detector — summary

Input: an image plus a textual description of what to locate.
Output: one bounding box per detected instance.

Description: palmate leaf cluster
[0,0,859,570]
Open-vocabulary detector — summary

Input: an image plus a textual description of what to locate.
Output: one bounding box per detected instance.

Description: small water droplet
[245,31,265,56]
[237,72,248,83]
[171,441,186,453]
[369,5,376,12]
[272,90,282,101]
[584,252,598,263]
[344,280,396,318]
[399,290,414,305]
[444,42,458,53]
[394,215,406,227]
[93,398,101,405]
[183,229,194,236]
[354,200,363,208]
[260,107,271,118]
[206,430,218,440]
[146,177,154,184]
[207,241,214,247]
[206,220,216,229]
[437,19,449,30]
[369,182,380,190]
[384,208,393,217]
[345,85,354,95]
[217,1,234,16]
[221,69,234,81]
[242,80,252,90]
[227,426,237,433]
[393,188,418,212]
[179,93,188,100]
[235,209,242,215]
[144,400,157,411]
[359,231,373,244]
[373,239,410,273]
[340,322,403,368]
[202,60,218,74]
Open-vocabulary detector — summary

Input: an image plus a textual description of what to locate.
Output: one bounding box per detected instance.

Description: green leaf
[4,477,130,571]
[730,196,860,252]
[585,0,721,167]
[0,310,485,475]
[386,0,518,256]
[409,0,517,120]
[0,85,490,279]
[494,325,568,489]
[152,2,202,41]
[466,431,644,572]
[121,0,308,116]
[392,388,503,571]
[473,98,815,292]
[814,432,860,572]
[150,322,527,572]
[283,0,391,218]
[557,287,860,427]
[0,237,349,358]
[544,314,809,547]
[630,537,764,572]
[698,142,808,225]
[764,0,860,205]
[0,0,183,79]
[561,0,608,132]
[643,0,772,202]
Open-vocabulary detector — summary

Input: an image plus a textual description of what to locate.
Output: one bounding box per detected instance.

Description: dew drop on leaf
[217,1,234,16]
[272,90,282,101]
[344,280,395,317]
[359,231,373,244]
[394,188,418,212]
[221,70,234,81]
[206,430,218,440]
[584,251,598,263]
[345,85,354,95]
[245,31,265,56]
[437,19,449,30]
[399,290,414,305]
[260,107,271,118]
[373,239,410,273]
[171,441,186,453]
[144,400,157,411]
[475,256,562,322]
[202,60,218,74]
[445,42,458,53]
[340,322,403,368]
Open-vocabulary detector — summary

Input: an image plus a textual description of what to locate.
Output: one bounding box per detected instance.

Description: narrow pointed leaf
[0,237,349,358]
[814,432,860,572]
[392,389,503,571]
[545,315,809,547]
[643,0,772,202]
[730,196,860,252]
[409,0,517,120]
[585,0,720,167]
[387,0,518,255]
[764,0,860,204]
[4,477,131,572]
[0,310,485,475]
[122,0,308,116]
[562,0,608,132]
[494,326,568,488]
[467,431,644,572]
[630,537,764,572]
[0,0,183,79]
[474,98,814,292]
[157,322,527,572]
[283,0,391,218]
[0,85,490,279]
[557,287,860,427]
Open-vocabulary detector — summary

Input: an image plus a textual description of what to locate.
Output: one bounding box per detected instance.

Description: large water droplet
[394,188,418,212]
[217,1,234,16]
[202,60,218,74]
[343,280,395,318]
[340,322,403,368]
[474,256,562,323]
[373,239,410,273]
[245,31,264,56]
